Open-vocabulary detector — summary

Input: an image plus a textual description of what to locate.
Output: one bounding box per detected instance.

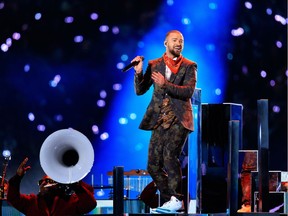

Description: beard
[169,47,182,57]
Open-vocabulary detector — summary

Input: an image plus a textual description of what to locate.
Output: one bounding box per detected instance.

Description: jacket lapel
[169,63,185,83]
[158,58,166,77]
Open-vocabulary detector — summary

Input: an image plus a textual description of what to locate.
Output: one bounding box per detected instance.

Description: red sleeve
[74,181,97,214]
[7,175,36,214]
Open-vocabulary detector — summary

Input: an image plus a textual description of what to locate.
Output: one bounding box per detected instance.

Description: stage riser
[86,213,287,216]
[253,192,287,214]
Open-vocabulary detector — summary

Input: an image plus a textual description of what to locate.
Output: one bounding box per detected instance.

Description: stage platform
[86,213,287,216]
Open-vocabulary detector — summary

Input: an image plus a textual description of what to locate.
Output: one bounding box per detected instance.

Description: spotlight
[2,150,11,159]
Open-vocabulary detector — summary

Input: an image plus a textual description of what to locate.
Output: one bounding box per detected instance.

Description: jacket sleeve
[7,174,34,214]
[164,62,197,100]
[73,181,97,214]
[134,63,154,95]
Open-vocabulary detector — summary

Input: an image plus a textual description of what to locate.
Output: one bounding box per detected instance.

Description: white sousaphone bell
[40,128,94,184]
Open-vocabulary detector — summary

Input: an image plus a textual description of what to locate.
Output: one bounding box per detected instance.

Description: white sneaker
[150,208,160,214]
[155,196,184,213]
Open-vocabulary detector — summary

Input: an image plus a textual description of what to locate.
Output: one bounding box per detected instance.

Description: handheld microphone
[121,56,144,72]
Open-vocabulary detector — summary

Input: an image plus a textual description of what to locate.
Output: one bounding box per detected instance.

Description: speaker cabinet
[253,191,288,213]
[200,103,243,213]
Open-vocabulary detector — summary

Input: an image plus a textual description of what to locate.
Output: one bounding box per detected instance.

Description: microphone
[121,56,144,72]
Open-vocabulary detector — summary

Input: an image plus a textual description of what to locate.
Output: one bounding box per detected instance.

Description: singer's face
[165,32,184,57]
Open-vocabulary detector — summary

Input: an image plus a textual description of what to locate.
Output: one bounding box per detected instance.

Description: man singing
[132,30,197,213]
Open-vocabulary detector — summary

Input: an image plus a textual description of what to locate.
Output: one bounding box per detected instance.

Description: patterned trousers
[147,121,189,203]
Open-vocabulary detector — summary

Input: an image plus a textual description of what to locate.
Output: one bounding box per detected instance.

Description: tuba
[40,128,94,184]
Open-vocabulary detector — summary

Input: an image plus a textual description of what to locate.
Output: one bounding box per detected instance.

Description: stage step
[86,213,285,216]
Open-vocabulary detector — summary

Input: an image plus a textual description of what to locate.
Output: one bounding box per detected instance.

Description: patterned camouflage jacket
[134,56,197,131]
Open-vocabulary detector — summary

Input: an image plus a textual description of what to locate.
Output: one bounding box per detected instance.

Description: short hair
[165,30,182,40]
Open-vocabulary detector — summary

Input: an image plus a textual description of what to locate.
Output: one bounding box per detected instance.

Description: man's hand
[16,157,31,177]
[151,71,166,88]
[131,56,144,74]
